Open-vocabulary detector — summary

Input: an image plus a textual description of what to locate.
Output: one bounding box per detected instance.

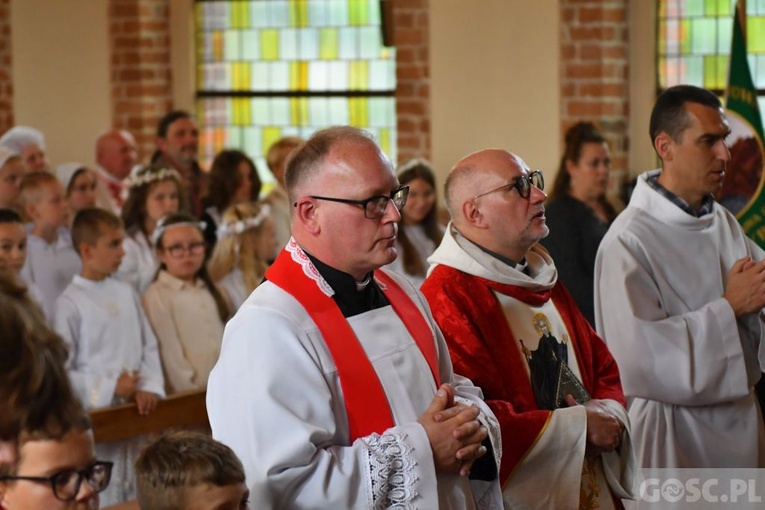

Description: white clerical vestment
[207,247,503,509]
[595,169,765,468]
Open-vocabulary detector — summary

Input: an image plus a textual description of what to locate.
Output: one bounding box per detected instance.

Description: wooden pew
[90,389,208,443]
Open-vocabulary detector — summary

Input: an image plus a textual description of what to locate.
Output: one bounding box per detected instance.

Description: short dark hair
[72,208,123,255]
[135,431,245,510]
[649,85,722,144]
[157,110,193,139]
[0,208,22,224]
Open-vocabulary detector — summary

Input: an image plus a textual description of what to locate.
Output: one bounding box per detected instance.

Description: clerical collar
[471,240,528,273]
[304,251,389,317]
[646,172,715,217]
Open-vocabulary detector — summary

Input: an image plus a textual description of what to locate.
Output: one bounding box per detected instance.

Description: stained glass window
[195,0,397,184]
[657,0,765,112]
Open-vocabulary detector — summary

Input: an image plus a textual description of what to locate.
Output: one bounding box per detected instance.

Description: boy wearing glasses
[421,149,638,508]
[53,207,165,506]
[0,401,113,508]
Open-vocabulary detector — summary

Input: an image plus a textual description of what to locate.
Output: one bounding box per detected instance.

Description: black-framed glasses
[298,185,410,219]
[473,170,544,200]
[0,460,113,502]
[165,241,206,258]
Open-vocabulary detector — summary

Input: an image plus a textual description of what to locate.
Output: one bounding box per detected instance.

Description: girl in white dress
[207,201,277,312]
[117,166,187,293]
[385,159,444,288]
[142,213,229,393]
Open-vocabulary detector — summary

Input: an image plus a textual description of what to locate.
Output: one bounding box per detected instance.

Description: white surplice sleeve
[53,292,118,409]
[207,306,441,509]
[133,290,166,398]
[594,230,750,406]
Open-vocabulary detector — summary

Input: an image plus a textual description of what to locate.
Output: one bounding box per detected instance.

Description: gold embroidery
[579,456,600,509]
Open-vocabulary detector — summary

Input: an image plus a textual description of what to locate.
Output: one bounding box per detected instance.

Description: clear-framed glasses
[0,460,113,502]
[299,185,410,219]
[473,170,544,200]
[165,241,206,258]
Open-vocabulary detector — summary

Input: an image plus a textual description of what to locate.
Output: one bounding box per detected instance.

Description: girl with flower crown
[117,165,189,293]
[142,213,229,393]
[207,200,277,312]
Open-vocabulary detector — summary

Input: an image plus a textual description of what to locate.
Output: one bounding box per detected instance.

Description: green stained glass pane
[271,1,290,27]
[228,126,243,146]
[703,54,728,88]
[299,28,319,59]
[684,55,704,85]
[309,98,329,125]
[691,18,717,54]
[755,0,765,15]
[280,28,299,60]
[308,61,329,90]
[748,18,765,52]
[686,0,705,16]
[348,0,369,26]
[271,98,291,125]
[244,127,262,158]
[328,0,349,26]
[251,99,269,125]
[680,19,692,54]
[717,17,732,52]
[251,62,270,91]
[272,62,290,90]
[320,28,339,59]
[368,0,380,25]
[250,2,269,28]
[242,29,260,59]
[328,97,350,124]
[308,1,328,26]
[759,96,765,116]
[756,55,765,88]
[328,61,349,90]
[224,29,241,61]
[339,27,358,59]
[261,30,279,60]
[368,60,390,91]
[368,97,386,127]
[359,26,380,58]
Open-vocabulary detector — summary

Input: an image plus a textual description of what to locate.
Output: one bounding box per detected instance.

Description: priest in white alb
[206,126,503,509]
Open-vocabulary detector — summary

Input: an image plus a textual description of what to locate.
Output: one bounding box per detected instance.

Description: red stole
[265,247,441,442]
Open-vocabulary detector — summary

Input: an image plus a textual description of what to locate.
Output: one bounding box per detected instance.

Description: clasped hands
[418,383,489,477]
[565,394,624,457]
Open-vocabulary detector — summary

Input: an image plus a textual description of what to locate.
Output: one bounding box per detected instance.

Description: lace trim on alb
[454,395,502,465]
[361,431,419,509]
[285,237,334,296]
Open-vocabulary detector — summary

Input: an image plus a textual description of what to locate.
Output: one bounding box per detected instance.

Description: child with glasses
[142,214,229,394]
[0,393,113,508]
[53,208,165,506]
[135,431,248,510]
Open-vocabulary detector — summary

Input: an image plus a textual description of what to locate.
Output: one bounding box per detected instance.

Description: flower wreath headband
[126,167,181,188]
[150,218,207,246]
[216,204,272,238]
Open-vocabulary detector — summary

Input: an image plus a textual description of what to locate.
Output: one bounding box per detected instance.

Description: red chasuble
[421,264,625,485]
[266,246,441,443]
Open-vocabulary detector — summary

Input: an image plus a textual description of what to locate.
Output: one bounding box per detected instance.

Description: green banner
[721,0,765,245]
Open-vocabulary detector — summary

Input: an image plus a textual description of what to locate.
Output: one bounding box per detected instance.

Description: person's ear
[293,198,320,235]
[24,203,37,221]
[565,157,577,176]
[654,133,674,162]
[462,199,483,227]
[79,242,92,261]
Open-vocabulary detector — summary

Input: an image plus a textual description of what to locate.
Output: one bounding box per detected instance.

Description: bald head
[96,130,138,180]
[445,148,548,261]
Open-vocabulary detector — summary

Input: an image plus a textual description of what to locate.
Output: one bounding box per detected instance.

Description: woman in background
[544,121,617,326]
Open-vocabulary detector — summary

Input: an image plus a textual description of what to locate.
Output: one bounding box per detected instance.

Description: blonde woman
[208,201,277,312]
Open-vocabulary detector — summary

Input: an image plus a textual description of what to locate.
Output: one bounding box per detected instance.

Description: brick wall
[0,0,12,135]
[394,0,430,165]
[560,0,630,192]
[110,0,173,162]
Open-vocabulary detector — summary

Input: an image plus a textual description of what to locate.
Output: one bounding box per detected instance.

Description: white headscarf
[0,126,46,152]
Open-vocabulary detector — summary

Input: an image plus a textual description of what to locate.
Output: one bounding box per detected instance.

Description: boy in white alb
[53,207,165,506]
[18,171,81,319]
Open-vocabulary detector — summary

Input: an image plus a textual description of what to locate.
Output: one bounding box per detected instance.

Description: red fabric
[421,265,625,485]
[98,173,126,209]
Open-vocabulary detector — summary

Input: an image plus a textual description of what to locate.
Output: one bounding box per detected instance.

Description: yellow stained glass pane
[703,54,728,89]
[349,97,368,126]
[290,0,309,27]
[320,28,339,59]
[230,1,249,29]
[348,0,368,26]
[233,62,251,91]
[213,31,224,61]
[233,98,251,126]
[261,30,279,61]
[679,19,691,54]
[290,61,309,90]
[749,18,765,52]
[379,128,390,156]
[290,97,309,126]
[263,127,282,157]
[349,61,369,90]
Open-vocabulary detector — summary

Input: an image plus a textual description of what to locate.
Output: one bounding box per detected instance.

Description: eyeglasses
[165,241,206,258]
[0,460,113,502]
[298,185,410,219]
[473,170,544,200]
